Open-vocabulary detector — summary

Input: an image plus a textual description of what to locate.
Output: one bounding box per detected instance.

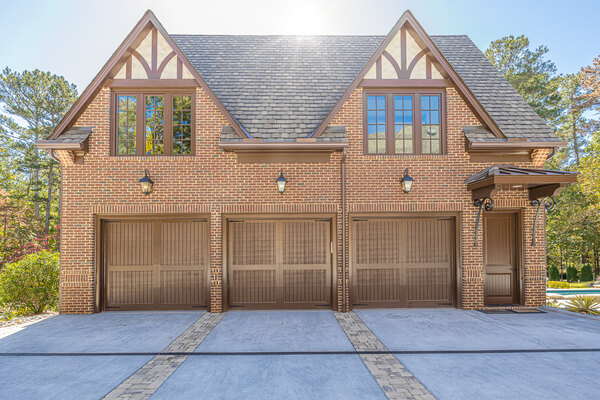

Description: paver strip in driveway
[335,311,435,400]
[103,312,223,399]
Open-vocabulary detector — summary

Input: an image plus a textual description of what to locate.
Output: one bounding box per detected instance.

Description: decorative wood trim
[360,79,450,88]
[528,184,565,200]
[407,49,426,77]
[125,57,132,79]
[311,10,506,139]
[157,51,176,78]
[47,10,248,141]
[219,142,347,151]
[376,58,382,79]
[132,50,152,78]
[382,50,401,79]
[108,79,198,88]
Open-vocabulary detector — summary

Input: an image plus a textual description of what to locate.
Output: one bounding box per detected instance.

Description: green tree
[580,264,593,282]
[0,68,76,254]
[548,264,560,281]
[567,265,579,283]
[485,35,561,122]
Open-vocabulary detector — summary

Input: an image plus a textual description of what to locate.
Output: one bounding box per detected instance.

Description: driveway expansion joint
[335,311,436,400]
[103,312,223,400]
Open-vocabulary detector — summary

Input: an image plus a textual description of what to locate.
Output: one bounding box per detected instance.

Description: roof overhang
[219,141,348,163]
[465,165,578,201]
[37,127,92,164]
[466,138,567,163]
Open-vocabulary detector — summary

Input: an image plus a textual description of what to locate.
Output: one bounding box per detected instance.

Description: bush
[565,295,600,315]
[566,266,579,283]
[0,251,59,315]
[580,264,594,282]
[547,281,570,289]
[548,265,560,281]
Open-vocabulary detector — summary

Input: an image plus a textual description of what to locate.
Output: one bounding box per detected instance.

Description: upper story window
[364,91,444,155]
[113,91,194,156]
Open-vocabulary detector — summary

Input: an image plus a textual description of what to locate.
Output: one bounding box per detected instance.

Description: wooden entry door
[103,218,209,310]
[228,219,332,309]
[484,212,519,305]
[351,217,455,308]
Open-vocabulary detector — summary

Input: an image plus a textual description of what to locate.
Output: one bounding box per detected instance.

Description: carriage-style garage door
[103,218,209,310]
[228,219,332,309]
[351,216,455,308]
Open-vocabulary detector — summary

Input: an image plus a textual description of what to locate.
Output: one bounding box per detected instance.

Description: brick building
[38,10,576,314]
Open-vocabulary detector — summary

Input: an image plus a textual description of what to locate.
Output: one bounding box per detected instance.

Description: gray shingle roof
[465,165,578,185]
[173,34,559,143]
[431,35,560,143]
[42,127,92,144]
[220,125,346,143]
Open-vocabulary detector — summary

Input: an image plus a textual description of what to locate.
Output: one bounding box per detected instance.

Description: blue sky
[1,0,599,93]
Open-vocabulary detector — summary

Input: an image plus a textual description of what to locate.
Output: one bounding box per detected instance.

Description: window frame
[363,89,446,155]
[112,90,196,156]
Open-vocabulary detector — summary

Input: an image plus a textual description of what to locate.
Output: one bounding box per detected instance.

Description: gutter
[219,142,348,151]
[467,141,568,150]
[341,148,347,312]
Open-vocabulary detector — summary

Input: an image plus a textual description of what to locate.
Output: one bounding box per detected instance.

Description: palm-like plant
[565,295,600,315]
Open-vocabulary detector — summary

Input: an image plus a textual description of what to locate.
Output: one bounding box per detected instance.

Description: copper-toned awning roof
[465,165,578,201]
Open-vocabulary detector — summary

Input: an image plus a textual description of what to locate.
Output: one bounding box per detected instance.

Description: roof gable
[363,24,445,80]
[48,10,246,140]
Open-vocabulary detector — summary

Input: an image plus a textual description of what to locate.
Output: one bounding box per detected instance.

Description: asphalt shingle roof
[43,127,92,144]
[172,34,559,143]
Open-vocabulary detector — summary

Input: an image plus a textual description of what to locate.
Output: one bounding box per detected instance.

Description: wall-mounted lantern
[276,170,287,194]
[139,169,154,195]
[400,169,414,193]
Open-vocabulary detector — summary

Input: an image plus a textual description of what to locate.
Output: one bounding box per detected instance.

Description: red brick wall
[57,83,548,313]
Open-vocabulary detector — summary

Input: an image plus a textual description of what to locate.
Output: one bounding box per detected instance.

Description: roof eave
[219,142,348,151]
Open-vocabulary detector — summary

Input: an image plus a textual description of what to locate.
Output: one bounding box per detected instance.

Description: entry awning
[465,165,578,201]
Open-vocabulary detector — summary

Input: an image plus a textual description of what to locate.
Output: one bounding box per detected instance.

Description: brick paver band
[335,312,436,400]
[103,313,223,400]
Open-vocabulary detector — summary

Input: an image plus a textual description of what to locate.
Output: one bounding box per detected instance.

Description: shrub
[547,281,570,289]
[548,265,560,281]
[565,295,600,315]
[566,266,579,283]
[580,264,594,282]
[0,251,59,315]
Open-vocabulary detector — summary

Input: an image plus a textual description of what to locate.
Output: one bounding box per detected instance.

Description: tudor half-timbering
[38,10,576,313]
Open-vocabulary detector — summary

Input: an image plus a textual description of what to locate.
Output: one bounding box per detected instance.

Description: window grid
[145,96,165,155]
[394,95,413,154]
[172,95,192,155]
[116,96,136,155]
[367,95,387,154]
[421,95,441,154]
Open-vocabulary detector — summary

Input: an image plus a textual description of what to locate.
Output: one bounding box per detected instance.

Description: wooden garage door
[351,217,455,307]
[104,219,209,310]
[228,219,332,309]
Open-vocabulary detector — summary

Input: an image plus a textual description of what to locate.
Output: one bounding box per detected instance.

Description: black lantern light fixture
[139,169,154,195]
[276,169,287,194]
[400,168,414,193]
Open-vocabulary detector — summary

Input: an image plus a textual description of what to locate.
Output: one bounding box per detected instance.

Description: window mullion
[415,93,422,155]
[387,94,394,155]
[136,94,144,156]
[164,94,173,156]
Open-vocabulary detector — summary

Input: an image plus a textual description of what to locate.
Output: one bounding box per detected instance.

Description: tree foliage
[486,41,600,281]
[485,35,561,122]
[0,68,76,263]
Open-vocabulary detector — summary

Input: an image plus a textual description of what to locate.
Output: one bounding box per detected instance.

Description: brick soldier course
[38,9,575,315]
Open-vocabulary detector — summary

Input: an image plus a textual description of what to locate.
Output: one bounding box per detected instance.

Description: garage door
[351,217,455,308]
[228,219,332,309]
[103,218,209,310]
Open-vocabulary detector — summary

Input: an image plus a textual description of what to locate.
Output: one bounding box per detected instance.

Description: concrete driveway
[0,308,598,399]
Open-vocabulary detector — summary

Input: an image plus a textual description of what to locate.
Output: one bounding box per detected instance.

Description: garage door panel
[355,268,402,303]
[283,269,328,303]
[230,269,277,304]
[229,219,332,309]
[104,219,208,310]
[107,270,153,305]
[352,217,455,308]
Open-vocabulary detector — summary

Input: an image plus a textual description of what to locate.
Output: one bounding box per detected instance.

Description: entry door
[228,219,332,309]
[104,219,209,310]
[484,213,519,305]
[351,217,455,308]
